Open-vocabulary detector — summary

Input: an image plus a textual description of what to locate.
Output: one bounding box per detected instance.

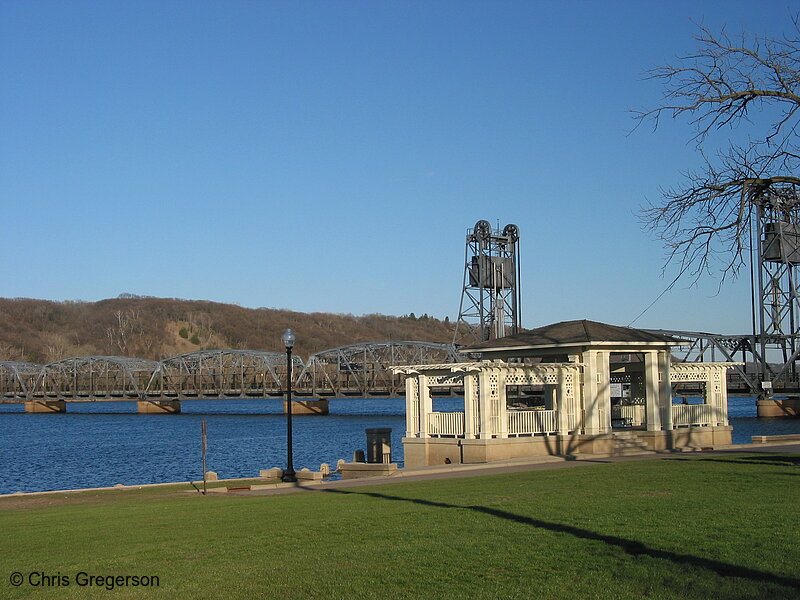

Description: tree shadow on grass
[664,454,800,468]
[321,488,800,592]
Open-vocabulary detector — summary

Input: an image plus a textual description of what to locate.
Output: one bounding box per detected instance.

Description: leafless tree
[106,309,144,355]
[634,16,800,283]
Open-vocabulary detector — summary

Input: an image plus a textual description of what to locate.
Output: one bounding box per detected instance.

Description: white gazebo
[395,320,738,467]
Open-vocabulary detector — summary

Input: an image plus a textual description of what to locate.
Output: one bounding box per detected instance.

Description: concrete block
[296,468,323,481]
[340,462,398,479]
[205,471,219,481]
[751,433,800,443]
[259,468,283,479]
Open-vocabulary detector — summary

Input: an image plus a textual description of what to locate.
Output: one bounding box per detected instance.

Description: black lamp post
[281,328,297,483]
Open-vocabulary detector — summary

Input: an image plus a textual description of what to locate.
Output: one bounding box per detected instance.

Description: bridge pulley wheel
[503,223,520,241]
[474,220,492,240]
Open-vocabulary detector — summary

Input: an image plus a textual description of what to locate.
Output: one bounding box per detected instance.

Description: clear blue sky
[0,1,792,334]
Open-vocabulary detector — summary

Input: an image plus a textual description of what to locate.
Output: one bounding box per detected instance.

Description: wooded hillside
[0,296,456,363]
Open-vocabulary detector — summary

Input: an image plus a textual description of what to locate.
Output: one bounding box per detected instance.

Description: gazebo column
[463,373,477,439]
[644,351,663,431]
[477,371,492,438]
[716,368,730,426]
[659,350,674,430]
[598,351,611,433]
[556,369,568,435]
[405,375,419,438]
[497,370,509,439]
[582,350,603,435]
[418,374,432,438]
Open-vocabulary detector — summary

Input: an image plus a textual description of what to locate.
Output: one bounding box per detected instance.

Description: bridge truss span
[0,361,43,400]
[147,349,306,399]
[298,341,462,397]
[31,356,159,400]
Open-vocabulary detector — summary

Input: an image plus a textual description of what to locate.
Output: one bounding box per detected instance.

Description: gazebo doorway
[609,352,647,429]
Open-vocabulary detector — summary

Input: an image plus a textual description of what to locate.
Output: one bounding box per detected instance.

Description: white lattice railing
[507,409,558,435]
[427,412,465,436]
[672,404,713,426]
[566,412,578,432]
[611,404,645,426]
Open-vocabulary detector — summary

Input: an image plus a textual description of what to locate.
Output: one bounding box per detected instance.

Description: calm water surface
[0,396,797,494]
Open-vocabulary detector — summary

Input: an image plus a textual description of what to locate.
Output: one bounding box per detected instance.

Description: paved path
[231,440,800,497]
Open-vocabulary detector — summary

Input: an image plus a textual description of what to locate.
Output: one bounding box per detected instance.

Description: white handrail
[507,409,558,435]
[672,404,713,426]
[427,411,465,436]
[611,404,645,426]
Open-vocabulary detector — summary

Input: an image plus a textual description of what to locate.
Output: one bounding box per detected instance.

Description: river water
[0,396,798,495]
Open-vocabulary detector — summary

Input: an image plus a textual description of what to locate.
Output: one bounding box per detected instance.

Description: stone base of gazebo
[403,436,568,466]
[637,426,732,450]
[402,425,733,467]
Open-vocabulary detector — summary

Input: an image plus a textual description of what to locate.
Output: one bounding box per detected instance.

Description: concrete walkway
[230,439,800,497]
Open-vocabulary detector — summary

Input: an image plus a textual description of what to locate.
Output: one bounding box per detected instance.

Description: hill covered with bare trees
[0,296,456,364]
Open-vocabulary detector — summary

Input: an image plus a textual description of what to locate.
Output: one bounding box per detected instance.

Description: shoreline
[4,436,799,499]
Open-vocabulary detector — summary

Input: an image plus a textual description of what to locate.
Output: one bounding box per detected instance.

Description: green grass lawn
[1,453,798,599]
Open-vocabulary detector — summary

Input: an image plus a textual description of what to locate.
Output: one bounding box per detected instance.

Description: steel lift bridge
[453,220,522,344]
[647,184,800,402]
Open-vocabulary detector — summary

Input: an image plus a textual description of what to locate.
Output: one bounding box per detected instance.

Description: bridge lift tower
[751,184,800,396]
[654,184,800,403]
[453,220,521,344]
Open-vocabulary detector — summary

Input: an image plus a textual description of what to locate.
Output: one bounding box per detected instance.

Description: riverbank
[3,396,799,495]
[2,445,798,599]
[3,436,798,499]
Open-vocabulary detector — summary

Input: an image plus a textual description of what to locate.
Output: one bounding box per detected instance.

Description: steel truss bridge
[0,342,463,402]
[646,329,799,396]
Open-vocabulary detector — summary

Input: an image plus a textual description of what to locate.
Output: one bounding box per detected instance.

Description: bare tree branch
[634,16,800,284]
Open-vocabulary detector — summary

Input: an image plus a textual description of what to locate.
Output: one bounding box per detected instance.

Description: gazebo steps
[611,431,654,456]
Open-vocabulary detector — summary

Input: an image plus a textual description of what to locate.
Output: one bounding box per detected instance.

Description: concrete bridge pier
[24,400,66,413]
[137,399,181,414]
[282,399,329,415]
[757,397,800,417]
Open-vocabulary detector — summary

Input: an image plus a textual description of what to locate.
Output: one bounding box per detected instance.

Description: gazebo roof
[465,319,680,352]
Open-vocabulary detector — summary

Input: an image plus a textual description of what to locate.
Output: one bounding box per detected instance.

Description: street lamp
[281,328,297,483]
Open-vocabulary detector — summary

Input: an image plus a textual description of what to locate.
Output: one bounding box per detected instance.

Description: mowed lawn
[1,453,798,600]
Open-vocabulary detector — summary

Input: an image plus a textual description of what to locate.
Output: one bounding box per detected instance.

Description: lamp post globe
[282,328,296,350]
[281,329,297,483]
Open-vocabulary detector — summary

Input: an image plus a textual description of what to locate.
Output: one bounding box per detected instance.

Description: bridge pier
[283,399,329,415]
[24,400,66,413]
[137,399,181,414]
[757,397,800,417]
